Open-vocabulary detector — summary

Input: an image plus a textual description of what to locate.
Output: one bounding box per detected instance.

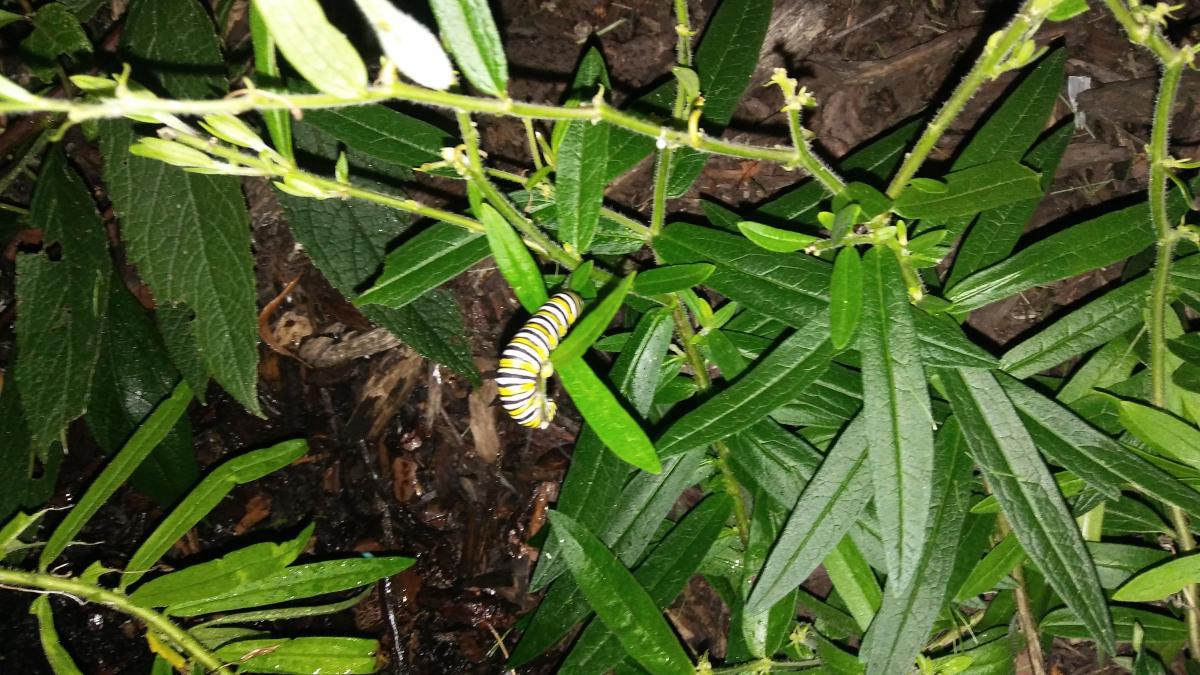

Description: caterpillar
[496,291,584,429]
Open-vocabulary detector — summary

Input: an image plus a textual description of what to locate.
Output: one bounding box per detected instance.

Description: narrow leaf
[32,596,83,675]
[357,222,489,309]
[547,510,694,675]
[892,160,1041,220]
[553,274,635,366]
[215,637,378,674]
[939,367,1115,652]
[557,116,610,253]
[737,220,820,253]
[303,106,452,168]
[632,264,714,296]
[830,247,863,350]
[429,0,508,96]
[860,246,933,591]
[252,0,367,97]
[557,359,660,474]
[1119,400,1200,471]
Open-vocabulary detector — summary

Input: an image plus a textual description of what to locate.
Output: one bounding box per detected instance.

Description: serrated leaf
[1001,274,1151,378]
[122,0,225,98]
[130,523,313,608]
[123,439,307,590]
[356,221,488,308]
[40,383,193,570]
[215,637,378,673]
[553,274,634,366]
[861,417,974,675]
[303,106,453,168]
[830,247,862,350]
[547,510,694,675]
[999,375,1200,515]
[656,315,834,457]
[737,220,820,252]
[1119,400,1200,470]
[429,0,507,96]
[745,415,872,614]
[632,264,714,296]
[15,148,112,452]
[939,367,1114,652]
[946,177,1199,311]
[666,0,773,195]
[560,494,732,673]
[101,120,261,414]
[893,160,1041,220]
[556,115,610,253]
[86,276,197,506]
[860,246,933,591]
[252,0,367,97]
[21,2,91,80]
[531,310,673,591]
[166,556,413,616]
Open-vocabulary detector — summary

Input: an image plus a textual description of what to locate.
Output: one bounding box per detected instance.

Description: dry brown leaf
[467,379,500,463]
[233,494,272,535]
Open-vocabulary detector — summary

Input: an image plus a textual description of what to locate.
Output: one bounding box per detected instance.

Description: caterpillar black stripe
[496,291,584,429]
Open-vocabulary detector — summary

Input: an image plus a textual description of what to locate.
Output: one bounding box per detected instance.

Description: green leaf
[665,0,773,195]
[1120,400,1200,470]
[166,556,413,616]
[656,316,834,457]
[556,115,610,253]
[1089,542,1170,590]
[249,1,292,161]
[252,0,367,97]
[946,177,1198,311]
[86,276,197,506]
[101,120,261,414]
[122,0,226,98]
[357,221,489,308]
[1000,375,1200,515]
[510,452,706,666]
[553,274,634,366]
[353,0,453,90]
[656,222,996,368]
[939,367,1115,652]
[130,523,313,608]
[303,106,452,168]
[31,596,83,675]
[746,416,872,614]
[1001,274,1151,378]
[947,121,1074,287]
[860,246,933,591]
[1041,606,1186,646]
[861,417,975,675]
[1168,333,1200,366]
[15,148,112,451]
[0,9,25,29]
[1047,0,1090,21]
[892,160,1042,220]
[0,387,62,525]
[725,420,823,510]
[21,2,91,80]
[122,439,307,590]
[547,510,694,675]
[280,122,478,381]
[824,537,882,631]
[40,382,193,570]
[557,358,660,473]
[479,204,546,311]
[737,220,820,253]
[214,637,378,674]
[429,0,508,96]
[830,247,862,350]
[632,264,714,296]
[560,495,733,673]
[531,309,674,592]
[953,533,1025,601]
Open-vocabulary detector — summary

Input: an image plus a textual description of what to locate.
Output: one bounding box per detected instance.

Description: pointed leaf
[31,596,83,675]
[892,160,1041,220]
[547,510,694,675]
[556,116,610,253]
[737,220,820,253]
[557,358,660,473]
[830,247,863,350]
[252,0,367,97]
[553,274,635,366]
[356,221,489,309]
[939,367,1115,652]
[429,0,508,95]
[304,106,452,168]
[633,264,714,296]
[860,246,933,591]
[215,637,378,674]
[1119,400,1200,471]
[1114,553,1200,601]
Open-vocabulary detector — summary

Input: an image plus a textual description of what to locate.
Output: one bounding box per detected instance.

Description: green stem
[522,117,544,170]
[672,0,694,68]
[485,167,651,239]
[2,82,805,166]
[649,148,673,239]
[1012,565,1047,675]
[715,440,751,546]
[784,105,844,195]
[885,2,1040,198]
[0,568,231,673]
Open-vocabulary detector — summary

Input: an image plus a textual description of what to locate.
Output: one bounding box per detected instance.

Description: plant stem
[1012,565,1047,675]
[672,0,693,68]
[522,118,544,170]
[885,2,1041,198]
[784,105,844,195]
[485,168,651,239]
[649,147,673,239]
[715,439,751,545]
[0,568,232,673]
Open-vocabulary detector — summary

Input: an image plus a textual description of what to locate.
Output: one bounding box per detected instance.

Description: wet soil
[1,0,1200,673]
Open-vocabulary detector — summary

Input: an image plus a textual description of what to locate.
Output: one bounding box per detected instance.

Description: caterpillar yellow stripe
[496,291,583,429]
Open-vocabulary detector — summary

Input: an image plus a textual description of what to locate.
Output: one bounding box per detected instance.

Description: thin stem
[0,568,232,673]
[1,82,807,167]
[485,167,651,239]
[649,148,673,239]
[672,0,693,68]
[926,605,988,650]
[784,105,844,195]
[885,2,1041,198]
[522,118,544,170]
[1012,565,1047,675]
[715,440,750,545]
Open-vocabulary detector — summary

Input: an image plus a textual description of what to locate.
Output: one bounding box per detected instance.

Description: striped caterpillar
[496,291,583,429]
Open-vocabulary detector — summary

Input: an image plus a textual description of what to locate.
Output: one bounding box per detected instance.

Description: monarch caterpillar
[496,291,584,429]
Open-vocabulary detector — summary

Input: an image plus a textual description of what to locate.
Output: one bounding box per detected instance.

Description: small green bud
[70,75,117,92]
[276,174,337,200]
[130,138,217,169]
[335,151,350,184]
[198,113,267,151]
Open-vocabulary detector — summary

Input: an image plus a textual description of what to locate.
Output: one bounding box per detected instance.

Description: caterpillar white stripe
[496,292,583,428]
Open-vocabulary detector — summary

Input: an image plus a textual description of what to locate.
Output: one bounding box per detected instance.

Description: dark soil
[1,0,1199,673]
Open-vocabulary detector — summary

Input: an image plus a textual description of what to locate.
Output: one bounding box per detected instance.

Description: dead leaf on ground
[233,494,273,535]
